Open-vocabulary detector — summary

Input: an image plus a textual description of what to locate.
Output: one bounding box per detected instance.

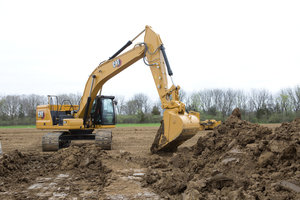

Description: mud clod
[231,107,242,119]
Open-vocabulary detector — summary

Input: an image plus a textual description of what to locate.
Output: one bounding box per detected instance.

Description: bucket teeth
[150,121,164,153]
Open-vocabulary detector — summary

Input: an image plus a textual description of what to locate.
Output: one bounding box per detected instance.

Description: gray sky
[0,0,299,100]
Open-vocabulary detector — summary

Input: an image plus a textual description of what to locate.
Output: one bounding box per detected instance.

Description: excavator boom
[36,26,201,153]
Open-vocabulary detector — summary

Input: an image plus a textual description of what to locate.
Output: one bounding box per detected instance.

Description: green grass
[0,125,36,129]
[0,123,160,129]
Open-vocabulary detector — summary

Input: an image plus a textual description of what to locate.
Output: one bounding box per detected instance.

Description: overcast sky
[0,0,299,100]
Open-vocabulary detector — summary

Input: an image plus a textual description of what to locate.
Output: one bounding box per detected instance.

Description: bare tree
[0,96,5,118]
[114,95,126,115]
[236,90,248,111]
[22,94,46,117]
[249,89,272,112]
[188,92,201,111]
[153,99,163,115]
[211,89,223,112]
[287,86,300,112]
[57,93,81,105]
[197,90,212,112]
[2,95,20,119]
[124,99,139,115]
[132,93,150,113]
[220,89,236,116]
[277,89,292,115]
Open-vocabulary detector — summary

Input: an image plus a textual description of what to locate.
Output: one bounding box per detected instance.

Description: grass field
[0,125,36,129]
[0,123,160,129]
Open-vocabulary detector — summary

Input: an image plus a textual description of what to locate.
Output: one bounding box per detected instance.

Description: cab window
[101,98,115,125]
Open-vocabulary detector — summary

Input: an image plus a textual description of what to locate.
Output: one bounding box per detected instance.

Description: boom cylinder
[109,41,132,60]
[83,75,96,127]
[160,45,173,76]
[109,28,145,60]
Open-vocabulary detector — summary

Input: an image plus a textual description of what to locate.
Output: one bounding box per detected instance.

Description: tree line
[181,86,300,123]
[0,86,299,126]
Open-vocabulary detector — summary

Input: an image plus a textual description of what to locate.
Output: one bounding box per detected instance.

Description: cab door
[100,96,116,125]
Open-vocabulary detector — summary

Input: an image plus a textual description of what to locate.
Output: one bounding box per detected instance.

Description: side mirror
[113,100,118,105]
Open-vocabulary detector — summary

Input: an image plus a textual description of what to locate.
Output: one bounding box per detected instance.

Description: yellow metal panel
[162,109,200,144]
[36,105,53,128]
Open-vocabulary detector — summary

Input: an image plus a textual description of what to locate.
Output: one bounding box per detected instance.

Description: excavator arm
[75,26,176,120]
[74,26,200,153]
[37,25,201,153]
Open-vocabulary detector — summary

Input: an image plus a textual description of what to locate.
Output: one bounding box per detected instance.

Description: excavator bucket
[151,110,200,153]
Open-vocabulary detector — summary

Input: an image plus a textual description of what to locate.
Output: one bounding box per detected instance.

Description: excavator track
[42,132,71,152]
[95,129,112,150]
[42,130,112,152]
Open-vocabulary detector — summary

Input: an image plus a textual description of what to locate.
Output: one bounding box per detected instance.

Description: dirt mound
[142,111,300,199]
[0,150,30,176]
[0,143,110,176]
[231,107,242,119]
[49,143,109,170]
[0,144,111,199]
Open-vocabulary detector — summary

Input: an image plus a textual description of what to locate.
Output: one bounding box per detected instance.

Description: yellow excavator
[200,119,221,130]
[36,25,203,153]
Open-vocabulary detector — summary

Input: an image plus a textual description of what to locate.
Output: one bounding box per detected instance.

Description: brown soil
[1,118,298,199]
[142,111,300,199]
[0,144,110,199]
[0,127,167,199]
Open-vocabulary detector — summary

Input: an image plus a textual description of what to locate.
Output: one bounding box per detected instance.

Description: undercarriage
[42,129,112,151]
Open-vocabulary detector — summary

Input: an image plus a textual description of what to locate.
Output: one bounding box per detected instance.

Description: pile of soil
[142,109,300,199]
[0,144,110,198]
[0,150,46,183]
[49,144,111,188]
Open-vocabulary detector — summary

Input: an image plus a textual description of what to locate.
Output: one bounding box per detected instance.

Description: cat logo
[113,59,121,68]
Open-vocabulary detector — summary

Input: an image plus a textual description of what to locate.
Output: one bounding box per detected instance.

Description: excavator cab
[90,96,116,126]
